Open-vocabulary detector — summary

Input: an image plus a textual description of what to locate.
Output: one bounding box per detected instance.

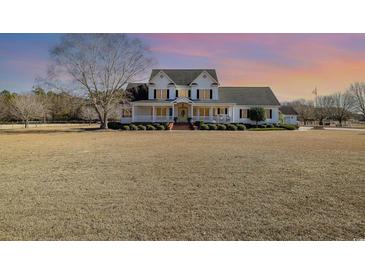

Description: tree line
[0,87,105,127]
[284,82,365,125]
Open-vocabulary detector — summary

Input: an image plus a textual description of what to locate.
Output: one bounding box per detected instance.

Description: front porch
[121,98,235,124]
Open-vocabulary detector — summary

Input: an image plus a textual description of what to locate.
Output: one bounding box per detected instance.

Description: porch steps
[172,123,193,130]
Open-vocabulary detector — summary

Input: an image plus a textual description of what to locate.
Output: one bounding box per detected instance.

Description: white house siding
[148,71,175,99]
[283,115,298,125]
[190,72,219,100]
[233,106,279,124]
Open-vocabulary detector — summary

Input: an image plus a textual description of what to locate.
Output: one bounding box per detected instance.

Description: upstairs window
[197,89,213,100]
[154,89,168,100]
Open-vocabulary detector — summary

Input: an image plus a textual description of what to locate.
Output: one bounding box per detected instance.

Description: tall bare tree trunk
[24,120,28,128]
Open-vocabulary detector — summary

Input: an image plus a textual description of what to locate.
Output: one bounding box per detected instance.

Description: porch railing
[192,115,231,123]
[130,115,174,123]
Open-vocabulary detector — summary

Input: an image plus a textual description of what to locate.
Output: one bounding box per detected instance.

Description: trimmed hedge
[200,124,209,130]
[146,125,156,130]
[138,125,146,130]
[217,124,227,130]
[130,124,138,130]
[208,124,218,130]
[248,127,285,131]
[122,125,130,130]
[237,124,246,131]
[156,124,165,130]
[227,124,237,131]
[280,124,297,130]
[107,122,122,130]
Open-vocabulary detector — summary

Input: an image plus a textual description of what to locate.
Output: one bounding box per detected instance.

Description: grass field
[0,126,364,240]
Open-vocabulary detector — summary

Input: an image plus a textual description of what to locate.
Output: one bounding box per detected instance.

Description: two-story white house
[121,69,281,124]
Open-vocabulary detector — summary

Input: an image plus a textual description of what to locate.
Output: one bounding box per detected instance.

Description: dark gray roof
[279,105,298,115]
[218,87,280,106]
[149,69,218,85]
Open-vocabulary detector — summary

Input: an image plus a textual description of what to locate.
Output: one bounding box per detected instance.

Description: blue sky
[1,33,365,100]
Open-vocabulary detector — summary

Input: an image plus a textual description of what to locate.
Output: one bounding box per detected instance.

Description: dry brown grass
[0,127,364,240]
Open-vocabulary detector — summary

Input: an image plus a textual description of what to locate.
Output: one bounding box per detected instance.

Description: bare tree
[10,94,45,128]
[330,91,354,126]
[48,34,153,129]
[348,82,365,119]
[314,95,334,125]
[287,99,315,124]
[80,105,98,124]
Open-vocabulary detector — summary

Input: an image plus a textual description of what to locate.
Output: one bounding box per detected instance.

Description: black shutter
[175,90,178,98]
[217,108,220,114]
[247,109,250,118]
[167,89,169,99]
[154,89,156,99]
[197,89,200,99]
[169,108,173,116]
[269,109,272,119]
[210,89,213,99]
[188,90,191,98]
[225,108,228,114]
[240,109,242,119]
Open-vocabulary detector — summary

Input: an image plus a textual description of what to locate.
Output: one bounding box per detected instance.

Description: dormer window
[160,74,164,79]
[202,74,207,79]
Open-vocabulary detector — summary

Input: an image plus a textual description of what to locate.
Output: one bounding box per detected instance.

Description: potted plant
[174,117,178,123]
[187,117,192,124]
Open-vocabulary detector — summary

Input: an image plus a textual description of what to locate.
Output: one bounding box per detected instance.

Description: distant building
[279,106,298,125]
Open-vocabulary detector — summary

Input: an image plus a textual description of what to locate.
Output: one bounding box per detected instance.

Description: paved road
[299,126,365,132]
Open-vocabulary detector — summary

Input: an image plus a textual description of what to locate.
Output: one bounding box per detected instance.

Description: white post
[172,105,175,121]
[191,105,193,121]
[209,106,213,123]
[132,105,135,123]
[152,106,155,123]
[231,106,234,123]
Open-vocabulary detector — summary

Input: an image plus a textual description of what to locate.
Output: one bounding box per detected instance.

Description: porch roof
[131,99,235,106]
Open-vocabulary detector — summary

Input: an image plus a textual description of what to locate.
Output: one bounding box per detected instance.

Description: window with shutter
[240,109,242,118]
[225,108,228,114]
[247,109,250,118]
[169,108,173,116]
[217,108,220,114]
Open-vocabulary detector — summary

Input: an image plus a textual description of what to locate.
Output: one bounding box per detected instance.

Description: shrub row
[107,122,167,131]
[199,123,247,131]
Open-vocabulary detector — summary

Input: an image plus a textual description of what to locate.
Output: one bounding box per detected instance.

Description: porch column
[231,106,234,123]
[209,107,213,122]
[172,104,175,120]
[152,106,155,123]
[132,105,135,123]
[191,105,193,120]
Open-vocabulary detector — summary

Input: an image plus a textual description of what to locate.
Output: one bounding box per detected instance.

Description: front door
[177,107,188,122]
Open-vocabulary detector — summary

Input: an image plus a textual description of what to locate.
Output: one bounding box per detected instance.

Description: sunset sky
[1,33,365,101]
